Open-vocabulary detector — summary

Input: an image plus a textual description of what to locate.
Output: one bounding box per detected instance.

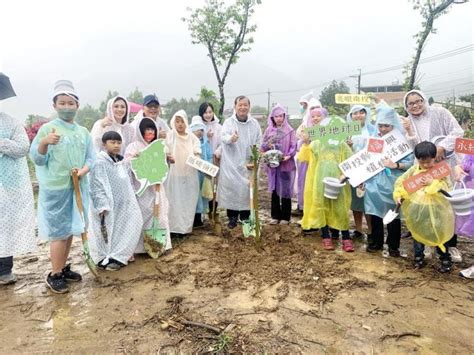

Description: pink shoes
[342,239,355,252]
[322,238,335,250]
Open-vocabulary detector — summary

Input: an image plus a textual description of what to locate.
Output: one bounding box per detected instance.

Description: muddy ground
[1,181,473,354]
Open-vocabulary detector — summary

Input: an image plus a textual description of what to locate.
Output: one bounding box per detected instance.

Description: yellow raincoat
[299,140,352,230]
[393,164,454,251]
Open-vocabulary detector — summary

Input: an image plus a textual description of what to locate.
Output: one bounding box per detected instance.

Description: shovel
[144,185,167,259]
[383,201,403,225]
[211,177,222,236]
[71,170,100,279]
[438,189,452,198]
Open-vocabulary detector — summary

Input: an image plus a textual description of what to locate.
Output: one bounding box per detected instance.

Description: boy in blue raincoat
[30,80,95,294]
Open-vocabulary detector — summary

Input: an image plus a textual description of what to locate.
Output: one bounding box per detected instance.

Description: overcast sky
[0,0,472,119]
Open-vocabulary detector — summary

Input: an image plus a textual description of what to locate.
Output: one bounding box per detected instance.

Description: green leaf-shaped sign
[305,116,361,145]
[131,140,169,196]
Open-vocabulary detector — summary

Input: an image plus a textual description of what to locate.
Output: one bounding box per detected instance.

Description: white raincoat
[125,118,171,253]
[218,113,262,211]
[90,95,135,154]
[88,151,143,265]
[0,113,36,257]
[164,110,201,234]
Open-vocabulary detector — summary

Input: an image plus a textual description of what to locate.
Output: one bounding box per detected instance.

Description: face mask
[57,108,77,121]
[299,107,305,113]
[144,132,155,142]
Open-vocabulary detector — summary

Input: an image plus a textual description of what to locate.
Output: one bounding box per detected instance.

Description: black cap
[143,94,160,106]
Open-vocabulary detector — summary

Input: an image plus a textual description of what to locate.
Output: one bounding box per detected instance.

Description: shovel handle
[339,176,350,184]
[154,184,161,217]
[438,189,452,198]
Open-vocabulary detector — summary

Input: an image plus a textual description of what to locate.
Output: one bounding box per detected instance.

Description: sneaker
[342,239,355,252]
[459,265,474,279]
[62,264,82,282]
[401,231,412,239]
[438,260,452,273]
[46,272,69,294]
[366,244,383,253]
[105,262,122,271]
[448,247,462,263]
[269,219,279,225]
[228,217,238,229]
[0,272,17,285]
[351,230,364,239]
[413,257,427,269]
[389,248,401,257]
[424,246,433,259]
[279,220,289,225]
[322,238,335,250]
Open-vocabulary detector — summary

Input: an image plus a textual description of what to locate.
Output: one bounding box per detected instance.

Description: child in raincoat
[393,141,453,273]
[363,106,414,256]
[164,110,201,236]
[346,105,377,239]
[90,95,134,154]
[299,116,354,252]
[189,115,213,227]
[125,117,172,256]
[454,155,474,278]
[30,80,95,294]
[0,73,36,285]
[261,104,297,225]
[89,131,143,271]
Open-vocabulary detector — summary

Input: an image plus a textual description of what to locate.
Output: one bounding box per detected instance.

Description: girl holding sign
[363,105,414,255]
[346,105,377,239]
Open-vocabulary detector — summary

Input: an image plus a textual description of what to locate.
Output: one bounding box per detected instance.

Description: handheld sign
[335,94,372,105]
[186,155,219,177]
[454,137,474,155]
[339,129,413,187]
[305,117,361,145]
[402,161,451,194]
[131,140,169,196]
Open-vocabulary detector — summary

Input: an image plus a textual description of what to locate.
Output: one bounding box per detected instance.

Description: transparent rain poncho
[88,151,143,265]
[164,110,201,234]
[90,95,135,154]
[125,117,171,252]
[299,139,352,231]
[218,113,262,211]
[29,118,95,241]
[0,113,36,256]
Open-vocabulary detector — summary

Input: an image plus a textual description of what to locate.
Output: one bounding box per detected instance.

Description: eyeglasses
[407,99,424,108]
[378,124,392,128]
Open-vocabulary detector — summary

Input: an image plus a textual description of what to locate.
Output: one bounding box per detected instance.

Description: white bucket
[444,181,474,216]
[323,177,346,199]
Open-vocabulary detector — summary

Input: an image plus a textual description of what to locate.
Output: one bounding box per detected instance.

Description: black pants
[370,215,401,250]
[271,191,291,221]
[445,234,457,248]
[227,209,250,221]
[0,256,13,276]
[208,200,218,214]
[321,226,350,240]
[414,241,451,262]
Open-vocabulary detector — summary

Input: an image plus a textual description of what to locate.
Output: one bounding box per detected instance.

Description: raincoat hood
[403,90,429,112]
[106,96,130,126]
[299,91,313,105]
[170,110,189,133]
[375,105,403,133]
[267,104,291,130]
[137,117,157,145]
[346,105,371,122]
[189,115,206,132]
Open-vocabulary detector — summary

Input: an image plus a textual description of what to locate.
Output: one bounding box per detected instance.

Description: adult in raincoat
[218,96,262,229]
[131,94,170,141]
[346,105,377,239]
[260,104,297,224]
[0,73,36,285]
[89,131,143,270]
[125,117,171,254]
[90,95,134,154]
[299,117,354,251]
[401,89,464,261]
[30,80,95,294]
[363,105,414,255]
[164,110,201,235]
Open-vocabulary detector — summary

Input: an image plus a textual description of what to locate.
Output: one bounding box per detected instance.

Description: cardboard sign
[335,94,372,105]
[131,140,169,196]
[186,155,219,177]
[402,161,451,194]
[339,129,413,187]
[305,118,361,144]
[454,137,474,155]
[367,138,385,153]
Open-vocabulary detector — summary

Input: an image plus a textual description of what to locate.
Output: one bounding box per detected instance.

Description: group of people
[0,72,473,296]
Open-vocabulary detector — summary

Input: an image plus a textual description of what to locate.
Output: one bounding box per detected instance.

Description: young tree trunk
[408,15,434,90]
[218,83,225,118]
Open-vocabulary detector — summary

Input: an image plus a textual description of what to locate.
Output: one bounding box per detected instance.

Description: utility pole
[453,89,456,108]
[267,88,271,115]
[350,69,362,94]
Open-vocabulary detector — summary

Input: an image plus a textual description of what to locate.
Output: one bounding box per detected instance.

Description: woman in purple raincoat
[261,105,297,224]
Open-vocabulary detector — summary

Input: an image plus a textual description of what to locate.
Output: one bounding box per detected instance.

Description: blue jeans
[413,240,450,261]
[0,256,13,276]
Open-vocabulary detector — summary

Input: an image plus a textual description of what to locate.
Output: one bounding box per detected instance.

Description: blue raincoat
[30,118,95,241]
[364,105,414,218]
